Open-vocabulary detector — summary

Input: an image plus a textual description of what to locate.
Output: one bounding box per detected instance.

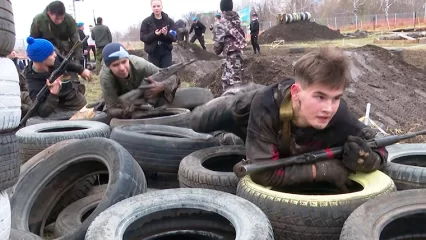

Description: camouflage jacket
[213,11,246,55]
[100,55,180,115]
[244,78,388,187]
[30,8,82,58]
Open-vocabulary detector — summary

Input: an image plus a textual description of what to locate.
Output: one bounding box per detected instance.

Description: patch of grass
[387,123,426,143]
[181,81,195,88]
[85,75,102,103]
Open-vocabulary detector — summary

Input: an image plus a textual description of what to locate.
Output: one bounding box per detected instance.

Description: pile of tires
[0,1,20,239]
[278,12,312,24]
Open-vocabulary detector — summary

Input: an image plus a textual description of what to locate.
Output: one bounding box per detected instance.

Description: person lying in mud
[24,37,92,118]
[191,46,387,192]
[99,43,180,119]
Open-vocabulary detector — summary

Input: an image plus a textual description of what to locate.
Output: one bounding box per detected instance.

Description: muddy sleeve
[213,23,225,55]
[100,70,120,109]
[245,93,293,186]
[189,24,194,34]
[160,75,180,103]
[37,94,59,117]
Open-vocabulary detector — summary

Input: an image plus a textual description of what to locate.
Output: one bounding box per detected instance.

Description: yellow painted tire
[236,171,396,240]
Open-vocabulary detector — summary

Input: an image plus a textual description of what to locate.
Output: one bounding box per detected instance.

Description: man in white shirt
[87,25,96,62]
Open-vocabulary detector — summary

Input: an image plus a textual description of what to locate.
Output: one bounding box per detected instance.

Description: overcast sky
[12,0,246,39]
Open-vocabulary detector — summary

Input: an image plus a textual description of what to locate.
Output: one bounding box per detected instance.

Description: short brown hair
[293,46,351,89]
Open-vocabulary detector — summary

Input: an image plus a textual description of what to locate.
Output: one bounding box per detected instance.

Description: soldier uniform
[99,44,180,118]
[213,0,247,92]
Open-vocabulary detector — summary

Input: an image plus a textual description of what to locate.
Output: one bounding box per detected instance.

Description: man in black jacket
[140,9,176,68]
[24,37,92,118]
[189,16,207,50]
[77,22,88,68]
[250,13,261,54]
[190,47,386,192]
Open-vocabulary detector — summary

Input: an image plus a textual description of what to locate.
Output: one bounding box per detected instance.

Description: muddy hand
[342,136,382,172]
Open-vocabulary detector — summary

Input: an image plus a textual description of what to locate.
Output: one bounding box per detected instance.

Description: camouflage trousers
[221,52,243,92]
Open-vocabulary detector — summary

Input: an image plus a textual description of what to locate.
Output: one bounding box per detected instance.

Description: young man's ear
[290,83,301,101]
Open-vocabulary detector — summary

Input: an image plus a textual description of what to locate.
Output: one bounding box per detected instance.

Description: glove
[358,127,377,140]
[315,159,352,193]
[342,136,382,173]
[122,104,135,118]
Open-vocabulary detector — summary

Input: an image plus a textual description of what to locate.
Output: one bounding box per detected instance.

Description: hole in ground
[392,155,426,167]
[37,127,87,133]
[380,213,426,239]
[202,154,245,172]
[271,181,364,195]
[123,208,236,240]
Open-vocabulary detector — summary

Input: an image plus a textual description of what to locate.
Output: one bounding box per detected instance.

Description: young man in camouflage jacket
[213,0,247,93]
[99,43,180,119]
[191,47,387,192]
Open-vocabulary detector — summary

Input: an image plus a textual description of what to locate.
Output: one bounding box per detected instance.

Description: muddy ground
[192,45,426,131]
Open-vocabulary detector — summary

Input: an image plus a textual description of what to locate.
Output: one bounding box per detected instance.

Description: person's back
[214,11,246,55]
[92,24,112,48]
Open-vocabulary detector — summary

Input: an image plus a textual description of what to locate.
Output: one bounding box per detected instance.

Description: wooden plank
[396,33,416,40]
[374,39,419,44]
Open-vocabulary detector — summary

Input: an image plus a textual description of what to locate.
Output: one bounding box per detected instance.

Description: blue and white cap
[102,43,130,66]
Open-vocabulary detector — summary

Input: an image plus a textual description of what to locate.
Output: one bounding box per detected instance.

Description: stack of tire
[0,0,21,239]
[278,12,312,24]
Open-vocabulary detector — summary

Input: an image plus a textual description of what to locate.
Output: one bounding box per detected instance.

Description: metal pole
[72,0,76,20]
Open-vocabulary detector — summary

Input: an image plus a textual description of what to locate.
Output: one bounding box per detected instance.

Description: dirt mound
[172,43,221,63]
[258,21,344,44]
[178,60,223,83]
[343,44,426,129]
[196,52,305,96]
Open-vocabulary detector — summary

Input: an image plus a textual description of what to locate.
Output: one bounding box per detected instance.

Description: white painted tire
[0,191,11,240]
[0,58,21,131]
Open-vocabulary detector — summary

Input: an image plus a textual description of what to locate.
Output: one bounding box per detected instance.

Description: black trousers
[148,45,173,68]
[190,34,206,50]
[251,34,260,53]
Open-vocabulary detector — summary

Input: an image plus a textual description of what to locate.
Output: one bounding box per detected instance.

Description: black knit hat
[220,0,233,11]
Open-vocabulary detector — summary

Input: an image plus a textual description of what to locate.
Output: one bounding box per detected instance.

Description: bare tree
[379,0,397,29]
[352,0,368,29]
[112,31,123,42]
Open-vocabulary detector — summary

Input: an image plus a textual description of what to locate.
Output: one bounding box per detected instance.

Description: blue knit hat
[26,37,54,63]
[77,22,84,27]
[102,42,129,66]
[192,16,198,21]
